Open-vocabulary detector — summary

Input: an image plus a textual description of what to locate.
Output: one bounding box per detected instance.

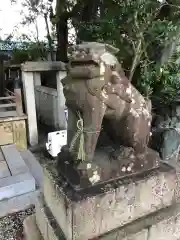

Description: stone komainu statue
[61,42,159,184]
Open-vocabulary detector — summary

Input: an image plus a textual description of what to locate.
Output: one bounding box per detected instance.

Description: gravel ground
[0,206,35,240]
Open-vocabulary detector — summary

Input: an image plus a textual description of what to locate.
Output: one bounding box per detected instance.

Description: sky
[0,0,53,41]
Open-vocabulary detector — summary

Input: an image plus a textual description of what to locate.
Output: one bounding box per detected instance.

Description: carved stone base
[36,192,180,240]
[57,147,160,191]
[43,161,179,240]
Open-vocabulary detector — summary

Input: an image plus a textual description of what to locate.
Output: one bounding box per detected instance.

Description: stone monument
[24,43,180,240]
[58,41,160,189]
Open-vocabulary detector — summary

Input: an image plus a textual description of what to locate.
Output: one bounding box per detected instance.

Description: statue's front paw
[77,162,101,185]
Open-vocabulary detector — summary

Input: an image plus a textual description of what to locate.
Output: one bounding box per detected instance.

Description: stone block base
[23,215,43,240]
[35,194,66,240]
[43,161,180,240]
[101,203,180,240]
[34,193,180,240]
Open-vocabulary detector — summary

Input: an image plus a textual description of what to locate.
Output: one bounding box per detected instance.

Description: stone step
[1,144,29,175]
[0,172,35,201]
[0,145,38,217]
[20,150,43,189]
[0,189,39,219]
[0,144,36,201]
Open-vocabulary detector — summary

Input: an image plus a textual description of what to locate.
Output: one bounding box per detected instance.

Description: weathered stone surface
[150,128,180,162]
[35,194,149,240]
[36,192,180,240]
[101,203,180,240]
[22,61,66,72]
[101,229,148,240]
[20,150,43,189]
[125,230,148,240]
[43,162,179,240]
[63,41,154,170]
[152,103,180,131]
[23,215,43,240]
[22,71,38,146]
[43,166,72,240]
[36,194,149,240]
[68,42,119,63]
[35,194,65,240]
[148,206,180,240]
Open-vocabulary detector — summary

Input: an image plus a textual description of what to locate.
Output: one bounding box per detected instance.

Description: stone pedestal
[35,194,180,240]
[23,215,43,240]
[23,159,180,240]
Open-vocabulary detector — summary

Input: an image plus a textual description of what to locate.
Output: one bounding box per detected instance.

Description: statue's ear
[114,63,126,78]
[113,63,121,72]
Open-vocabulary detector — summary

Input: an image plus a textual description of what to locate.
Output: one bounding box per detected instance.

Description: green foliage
[156,61,180,104]
[11,42,48,63]
[138,50,180,106]
[73,0,180,103]
[11,0,180,105]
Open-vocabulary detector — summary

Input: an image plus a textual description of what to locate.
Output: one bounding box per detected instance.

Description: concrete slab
[20,150,43,189]
[0,189,39,218]
[0,172,35,201]
[1,144,29,175]
[0,161,11,178]
[23,215,43,240]
[0,147,40,218]
[35,194,66,240]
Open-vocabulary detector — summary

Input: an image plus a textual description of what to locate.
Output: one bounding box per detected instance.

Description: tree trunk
[56,16,68,62]
[76,0,100,43]
[55,0,68,62]
[55,0,100,61]
[35,20,45,60]
[44,13,54,61]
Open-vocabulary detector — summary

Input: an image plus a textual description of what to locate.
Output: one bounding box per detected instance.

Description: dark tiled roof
[0,41,29,51]
[0,40,55,51]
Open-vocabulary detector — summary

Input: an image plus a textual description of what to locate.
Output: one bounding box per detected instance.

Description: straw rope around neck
[69,111,85,161]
